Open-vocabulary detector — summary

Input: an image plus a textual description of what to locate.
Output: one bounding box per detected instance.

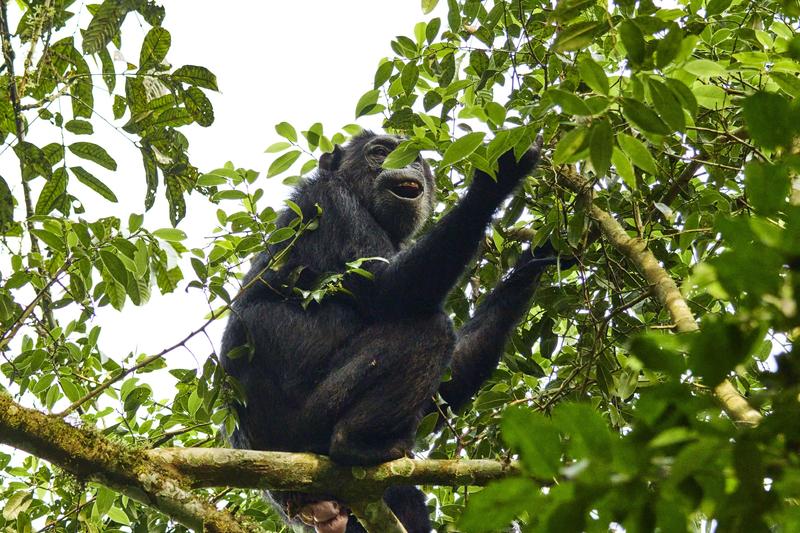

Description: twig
[0,1,55,330]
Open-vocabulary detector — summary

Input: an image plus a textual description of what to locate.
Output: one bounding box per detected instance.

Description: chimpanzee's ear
[319,145,344,172]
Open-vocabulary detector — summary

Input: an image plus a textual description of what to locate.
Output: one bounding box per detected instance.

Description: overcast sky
[97,2,442,381]
[1,2,441,399]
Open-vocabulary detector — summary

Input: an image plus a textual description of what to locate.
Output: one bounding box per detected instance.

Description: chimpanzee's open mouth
[388,179,423,199]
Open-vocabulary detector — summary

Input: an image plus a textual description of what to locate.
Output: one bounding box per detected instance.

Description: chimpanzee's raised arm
[368,140,544,317]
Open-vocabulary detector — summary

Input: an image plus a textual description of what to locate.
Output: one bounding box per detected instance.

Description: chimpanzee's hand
[471,135,543,200]
[504,239,577,287]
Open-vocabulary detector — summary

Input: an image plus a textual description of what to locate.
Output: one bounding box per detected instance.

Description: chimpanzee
[220,131,570,533]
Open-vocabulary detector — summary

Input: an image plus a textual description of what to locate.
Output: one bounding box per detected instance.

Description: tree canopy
[0,0,799,532]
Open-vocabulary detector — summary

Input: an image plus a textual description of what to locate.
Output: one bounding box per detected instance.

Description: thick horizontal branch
[0,394,264,533]
[557,168,763,426]
[149,448,521,498]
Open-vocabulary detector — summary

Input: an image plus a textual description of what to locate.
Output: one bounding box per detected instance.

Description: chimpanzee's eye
[371,145,391,159]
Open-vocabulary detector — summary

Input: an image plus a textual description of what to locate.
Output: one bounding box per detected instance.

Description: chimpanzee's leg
[301,314,455,465]
[439,245,574,412]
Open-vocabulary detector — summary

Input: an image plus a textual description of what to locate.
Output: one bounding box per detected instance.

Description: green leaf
[744,162,790,214]
[458,478,540,533]
[68,142,117,171]
[31,229,64,252]
[502,407,561,477]
[689,316,761,386]
[656,24,683,68]
[683,59,727,78]
[383,142,421,169]
[401,62,419,94]
[99,46,116,92]
[577,56,609,95]
[2,491,32,520]
[422,0,439,14]
[183,86,214,127]
[447,0,460,33]
[648,78,685,131]
[165,176,186,226]
[267,150,301,178]
[107,505,131,525]
[71,166,117,203]
[742,91,793,149]
[547,88,592,115]
[552,402,614,461]
[64,119,93,135]
[141,147,158,210]
[619,19,646,66]
[629,331,686,377]
[153,228,187,241]
[374,60,394,89]
[82,0,128,55]
[426,18,441,44]
[139,26,171,68]
[665,78,697,116]
[267,227,295,244]
[706,0,733,15]
[617,133,658,175]
[589,119,612,177]
[100,249,129,286]
[621,98,670,135]
[355,89,381,117]
[0,176,13,231]
[440,132,485,166]
[553,127,589,165]
[113,94,126,119]
[13,141,52,180]
[35,168,68,215]
[692,83,726,109]
[275,122,298,143]
[611,147,636,189]
[94,486,116,517]
[172,65,219,90]
[265,141,292,153]
[552,20,609,52]
[770,71,800,98]
[151,108,193,129]
[60,378,81,402]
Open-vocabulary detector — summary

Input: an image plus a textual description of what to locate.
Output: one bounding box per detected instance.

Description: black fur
[220,131,567,531]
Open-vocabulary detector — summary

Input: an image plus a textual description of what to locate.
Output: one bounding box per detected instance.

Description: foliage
[0,0,799,532]
[338,0,799,531]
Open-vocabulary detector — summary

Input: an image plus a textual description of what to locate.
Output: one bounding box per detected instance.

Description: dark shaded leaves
[172,65,218,91]
[71,166,118,203]
[68,142,117,171]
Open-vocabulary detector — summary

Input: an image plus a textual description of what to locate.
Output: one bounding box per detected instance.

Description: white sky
[2,1,443,404]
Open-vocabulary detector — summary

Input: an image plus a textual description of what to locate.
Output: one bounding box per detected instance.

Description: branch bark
[149,448,522,533]
[0,394,265,533]
[148,448,520,492]
[557,167,763,426]
[0,393,524,532]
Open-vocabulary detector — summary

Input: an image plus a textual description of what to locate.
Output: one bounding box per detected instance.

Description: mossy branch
[148,448,521,533]
[148,448,520,492]
[0,394,523,532]
[556,167,763,426]
[0,394,264,533]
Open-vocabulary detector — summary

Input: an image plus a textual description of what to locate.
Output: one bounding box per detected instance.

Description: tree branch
[147,448,520,492]
[149,448,522,533]
[0,0,55,330]
[0,394,265,532]
[0,392,525,532]
[557,167,763,426]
